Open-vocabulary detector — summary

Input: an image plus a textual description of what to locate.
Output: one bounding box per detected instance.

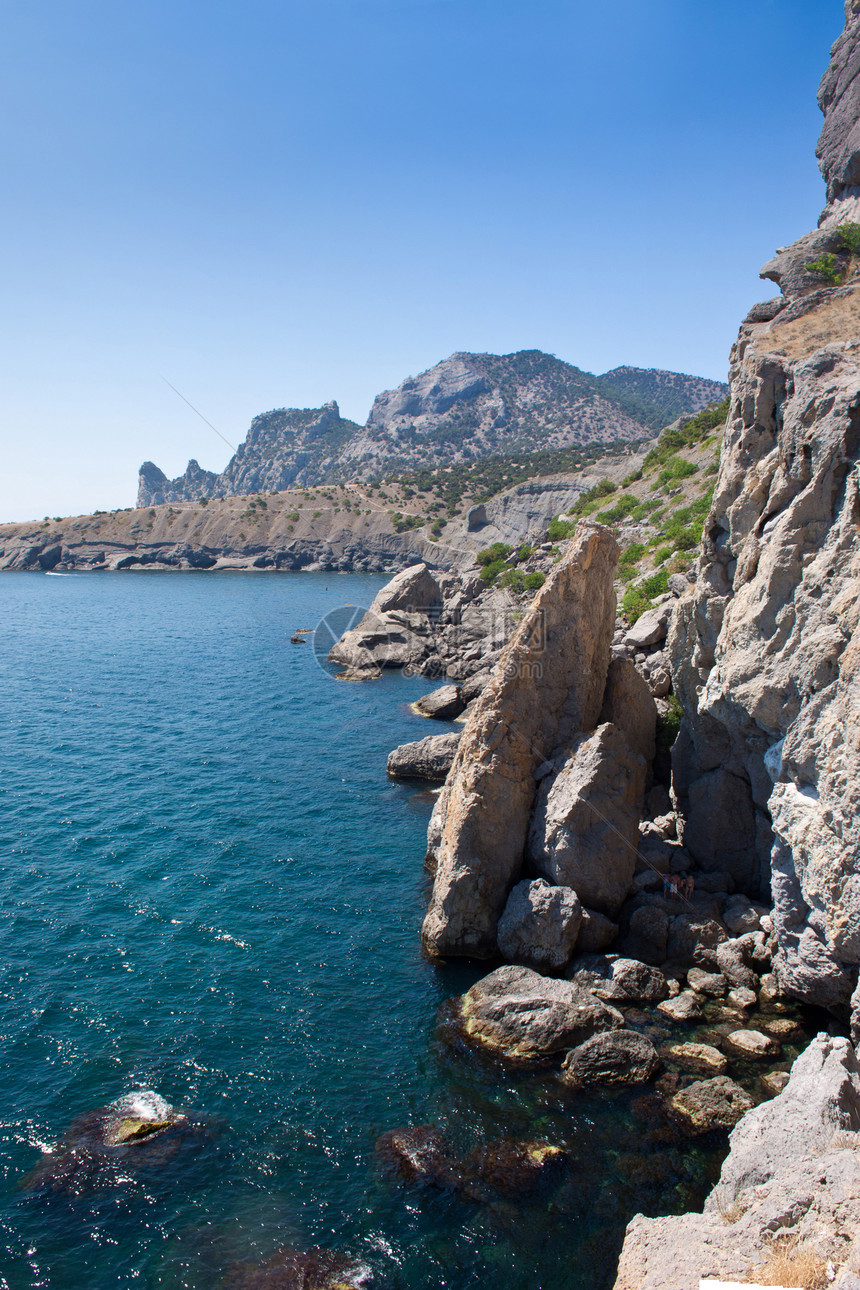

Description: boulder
[715,938,759,990]
[224,1246,370,1290]
[726,987,757,1010]
[455,965,624,1061]
[464,1138,567,1198]
[569,956,668,1004]
[620,906,670,964]
[414,685,465,720]
[669,1076,755,1135]
[599,658,658,765]
[372,563,443,615]
[376,1125,461,1189]
[666,914,727,967]
[622,602,672,650]
[528,722,646,917]
[496,879,582,972]
[661,1042,727,1077]
[386,731,462,782]
[686,967,726,997]
[723,1029,779,1060]
[328,563,442,671]
[560,1030,659,1088]
[423,526,618,958]
[657,991,703,1023]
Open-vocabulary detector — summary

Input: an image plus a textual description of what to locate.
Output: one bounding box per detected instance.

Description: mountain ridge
[137,350,727,507]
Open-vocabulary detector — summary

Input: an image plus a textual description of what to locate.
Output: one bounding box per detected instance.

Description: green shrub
[621,585,651,622]
[656,695,683,756]
[658,456,699,486]
[618,542,647,567]
[288,511,299,521]
[547,516,576,541]
[632,498,662,521]
[479,558,507,585]
[524,571,546,590]
[838,222,860,255]
[477,542,514,566]
[651,544,673,565]
[621,469,643,487]
[517,542,534,561]
[568,479,617,517]
[642,568,669,598]
[499,568,525,592]
[805,252,842,285]
[597,494,639,524]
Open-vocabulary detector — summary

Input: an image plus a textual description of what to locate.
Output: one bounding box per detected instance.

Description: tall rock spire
[817,0,860,225]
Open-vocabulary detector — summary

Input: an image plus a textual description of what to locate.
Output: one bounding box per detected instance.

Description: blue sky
[0,0,847,521]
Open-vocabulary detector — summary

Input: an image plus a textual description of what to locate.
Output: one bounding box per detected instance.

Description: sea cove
[0,571,737,1289]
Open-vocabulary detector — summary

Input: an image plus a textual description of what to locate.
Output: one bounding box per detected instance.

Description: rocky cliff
[137,402,361,505]
[670,0,860,1022]
[137,353,726,506]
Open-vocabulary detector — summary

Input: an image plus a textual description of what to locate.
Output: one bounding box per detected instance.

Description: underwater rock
[219,1246,373,1289]
[560,1030,659,1088]
[723,1029,781,1060]
[463,1138,568,1199]
[669,1076,755,1135]
[657,991,703,1023]
[22,1090,211,1196]
[375,1125,461,1190]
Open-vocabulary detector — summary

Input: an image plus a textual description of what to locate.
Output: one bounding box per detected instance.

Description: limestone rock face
[599,658,657,766]
[669,0,860,1012]
[329,563,443,671]
[528,722,647,917]
[613,1035,860,1290]
[496,879,582,972]
[456,965,624,1060]
[422,525,618,958]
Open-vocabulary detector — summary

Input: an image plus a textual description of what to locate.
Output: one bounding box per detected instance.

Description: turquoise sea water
[0,572,718,1289]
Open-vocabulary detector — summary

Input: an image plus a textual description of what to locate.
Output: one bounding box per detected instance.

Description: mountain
[137,352,727,505]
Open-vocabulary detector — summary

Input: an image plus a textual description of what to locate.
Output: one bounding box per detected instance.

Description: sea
[0,571,719,1289]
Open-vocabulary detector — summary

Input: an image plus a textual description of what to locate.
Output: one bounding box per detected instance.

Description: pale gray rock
[599,658,657,766]
[496,879,582,972]
[560,1029,659,1088]
[456,965,624,1061]
[423,526,618,958]
[622,602,672,650]
[662,1041,727,1077]
[723,1029,779,1060]
[657,990,703,1022]
[726,986,757,1010]
[529,722,646,917]
[569,956,668,1004]
[686,967,726,996]
[414,685,465,720]
[386,732,462,782]
[715,937,760,990]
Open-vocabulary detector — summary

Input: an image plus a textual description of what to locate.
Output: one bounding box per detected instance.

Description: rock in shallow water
[723,1029,780,1060]
[413,685,465,720]
[661,1042,728,1077]
[386,731,461,782]
[561,1030,659,1088]
[657,991,703,1023]
[454,964,624,1061]
[669,1076,755,1134]
[22,1090,212,1195]
[219,1246,373,1289]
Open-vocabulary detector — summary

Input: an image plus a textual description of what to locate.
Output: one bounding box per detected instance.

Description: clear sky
[0,0,847,521]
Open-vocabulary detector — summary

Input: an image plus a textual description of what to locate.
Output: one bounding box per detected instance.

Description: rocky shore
[327,8,860,1276]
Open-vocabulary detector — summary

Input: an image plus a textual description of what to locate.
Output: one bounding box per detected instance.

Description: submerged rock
[464,1138,568,1198]
[219,1246,373,1289]
[560,1030,659,1088]
[375,1125,461,1190]
[657,991,703,1023]
[669,1076,755,1135]
[454,964,624,1061]
[22,1090,211,1195]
